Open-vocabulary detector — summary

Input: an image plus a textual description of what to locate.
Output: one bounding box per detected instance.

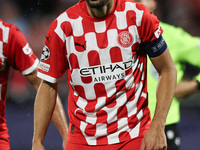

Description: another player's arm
[25,69,41,91]
[32,80,57,150]
[13,24,68,149]
[175,35,200,99]
[51,95,68,150]
[175,80,199,98]
[172,30,200,99]
[25,70,68,150]
[141,47,177,150]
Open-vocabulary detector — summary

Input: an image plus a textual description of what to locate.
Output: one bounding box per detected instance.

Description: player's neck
[87,0,114,18]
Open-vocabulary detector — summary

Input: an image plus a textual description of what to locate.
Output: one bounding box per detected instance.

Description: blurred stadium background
[0,0,200,149]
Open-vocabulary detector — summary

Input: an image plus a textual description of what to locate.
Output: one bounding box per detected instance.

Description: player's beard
[86,0,110,8]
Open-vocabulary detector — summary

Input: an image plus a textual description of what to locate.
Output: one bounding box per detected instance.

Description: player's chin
[86,0,109,8]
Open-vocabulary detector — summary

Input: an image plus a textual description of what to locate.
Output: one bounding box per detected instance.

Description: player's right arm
[9,23,68,150]
[32,80,57,150]
[32,18,68,150]
[26,69,68,150]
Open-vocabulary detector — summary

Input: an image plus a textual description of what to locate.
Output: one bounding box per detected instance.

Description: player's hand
[140,121,167,150]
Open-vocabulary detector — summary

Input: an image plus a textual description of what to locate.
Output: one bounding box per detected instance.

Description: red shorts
[0,137,10,150]
[66,137,143,150]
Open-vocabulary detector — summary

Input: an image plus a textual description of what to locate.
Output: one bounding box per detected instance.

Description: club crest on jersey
[118,31,133,47]
[41,45,50,61]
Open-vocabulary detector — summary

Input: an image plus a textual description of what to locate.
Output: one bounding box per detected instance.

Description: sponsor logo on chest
[79,60,133,82]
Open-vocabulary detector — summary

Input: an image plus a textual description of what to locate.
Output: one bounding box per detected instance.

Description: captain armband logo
[145,35,167,58]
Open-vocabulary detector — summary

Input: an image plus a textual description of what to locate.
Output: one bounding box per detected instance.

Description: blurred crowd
[0,0,200,104]
[156,0,200,37]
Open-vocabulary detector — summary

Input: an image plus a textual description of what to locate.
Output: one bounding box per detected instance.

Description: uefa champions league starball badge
[118,31,133,47]
[41,45,50,61]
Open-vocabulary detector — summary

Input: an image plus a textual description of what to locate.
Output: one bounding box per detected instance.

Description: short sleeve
[139,6,163,44]
[8,25,39,75]
[37,19,68,83]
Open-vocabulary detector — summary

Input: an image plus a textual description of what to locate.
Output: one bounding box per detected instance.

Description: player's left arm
[138,5,177,149]
[140,47,177,150]
[25,69,68,150]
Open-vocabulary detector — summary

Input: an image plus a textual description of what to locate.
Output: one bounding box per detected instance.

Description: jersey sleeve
[8,25,39,75]
[138,5,167,58]
[139,6,163,44]
[37,19,68,83]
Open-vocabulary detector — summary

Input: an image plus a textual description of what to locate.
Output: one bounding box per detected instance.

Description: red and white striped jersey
[0,19,39,138]
[38,0,163,145]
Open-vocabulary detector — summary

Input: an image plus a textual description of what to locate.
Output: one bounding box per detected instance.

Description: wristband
[196,80,200,90]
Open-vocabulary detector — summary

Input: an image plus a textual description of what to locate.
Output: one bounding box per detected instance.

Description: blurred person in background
[0,0,78,104]
[134,0,200,150]
[0,19,68,150]
[32,0,177,150]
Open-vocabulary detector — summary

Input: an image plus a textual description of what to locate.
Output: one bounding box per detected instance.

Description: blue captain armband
[145,35,167,58]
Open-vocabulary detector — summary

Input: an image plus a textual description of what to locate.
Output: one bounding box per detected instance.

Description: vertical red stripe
[74,85,86,99]
[119,131,131,143]
[96,33,108,49]
[96,110,108,123]
[88,50,101,66]
[110,47,123,63]
[94,83,107,98]
[85,124,96,136]
[85,99,98,113]
[69,53,79,69]
[81,76,93,84]
[117,105,128,119]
